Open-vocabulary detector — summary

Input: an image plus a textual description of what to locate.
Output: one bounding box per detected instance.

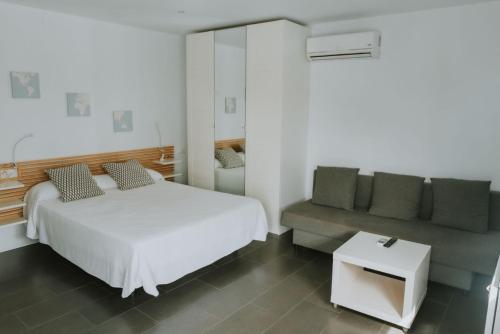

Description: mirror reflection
[214,27,246,195]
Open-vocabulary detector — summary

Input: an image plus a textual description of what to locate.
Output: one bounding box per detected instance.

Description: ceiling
[0,0,496,34]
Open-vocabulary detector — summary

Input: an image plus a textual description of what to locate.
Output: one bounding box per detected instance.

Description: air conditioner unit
[306,31,381,61]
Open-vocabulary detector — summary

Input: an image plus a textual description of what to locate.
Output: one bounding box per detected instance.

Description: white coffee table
[331,231,431,332]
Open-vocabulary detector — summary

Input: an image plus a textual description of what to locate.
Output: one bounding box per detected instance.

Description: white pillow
[237,152,245,163]
[94,174,118,190]
[215,158,223,168]
[146,168,165,181]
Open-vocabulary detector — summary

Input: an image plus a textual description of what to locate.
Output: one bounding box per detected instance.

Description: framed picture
[225,97,236,114]
[10,71,40,99]
[67,93,91,117]
[113,111,133,132]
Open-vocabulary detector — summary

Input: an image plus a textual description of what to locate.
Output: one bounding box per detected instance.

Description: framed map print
[10,71,40,98]
[67,93,91,117]
[113,110,133,132]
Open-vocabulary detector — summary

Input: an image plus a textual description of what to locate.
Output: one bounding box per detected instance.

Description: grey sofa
[281,174,500,290]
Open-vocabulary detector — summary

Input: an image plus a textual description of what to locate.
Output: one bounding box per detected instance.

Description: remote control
[384,237,398,248]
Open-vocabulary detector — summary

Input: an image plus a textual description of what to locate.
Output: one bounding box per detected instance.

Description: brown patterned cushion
[215,148,244,169]
[46,164,104,202]
[103,160,155,190]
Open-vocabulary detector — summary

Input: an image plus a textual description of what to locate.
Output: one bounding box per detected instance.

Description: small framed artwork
[67,93,91,117]
[225,97,236,114]
[113,111,133,132]
[10,71,41,98]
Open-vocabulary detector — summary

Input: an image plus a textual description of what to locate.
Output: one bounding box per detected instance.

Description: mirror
[214,27,246,195]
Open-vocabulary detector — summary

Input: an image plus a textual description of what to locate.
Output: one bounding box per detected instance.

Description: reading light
[12,133,34,167]
[155,123,166,162]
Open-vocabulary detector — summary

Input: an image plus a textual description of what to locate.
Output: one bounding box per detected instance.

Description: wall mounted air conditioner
[306,31,381,61]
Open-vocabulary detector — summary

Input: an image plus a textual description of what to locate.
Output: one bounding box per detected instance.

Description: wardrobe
[186,20,310,235]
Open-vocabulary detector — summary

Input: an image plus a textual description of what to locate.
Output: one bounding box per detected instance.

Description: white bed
[25,178,267,298]
[215,166,245,195]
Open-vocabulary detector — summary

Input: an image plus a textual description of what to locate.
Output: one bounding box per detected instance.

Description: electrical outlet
[0,168,18,180]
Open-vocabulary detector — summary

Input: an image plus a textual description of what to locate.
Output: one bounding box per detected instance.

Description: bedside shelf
[0,181,25,191]
[0,217,28,228]
[0,199,26,212]
[153,159,181,166]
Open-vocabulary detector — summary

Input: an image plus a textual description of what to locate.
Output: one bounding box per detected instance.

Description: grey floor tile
[79,289,152,325]
[265,301,338,334]
[426,282,457,305]
[292,255,332,288]
[0,284,56,318]
[254,274,317,316]
[241,238,293,265]
[137,279,219,322]
[144,305,219,334]
[17,283,111,328]
[305,280,335,311]
[438,293,487,334]
[257,256,308,285]
[26,312,93,334]
[198,258,262,289]
[320,309,383,334]
[86,309,155,334]
[282,245,320,263]
[206,303,279,334]
[0,314,27,334]
[407,299,447,334]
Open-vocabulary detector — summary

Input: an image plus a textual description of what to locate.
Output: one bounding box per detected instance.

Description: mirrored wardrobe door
[214,27,247,195]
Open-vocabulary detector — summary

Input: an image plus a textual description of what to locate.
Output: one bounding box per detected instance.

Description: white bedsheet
[26,181,267,297]
[215,166,245,195]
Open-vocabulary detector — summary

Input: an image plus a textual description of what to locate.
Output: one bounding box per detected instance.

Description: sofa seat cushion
[282,201,500,275]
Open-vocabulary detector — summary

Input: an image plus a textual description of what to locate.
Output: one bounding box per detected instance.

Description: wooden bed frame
[0,146,174,225]
[214,138,245,152]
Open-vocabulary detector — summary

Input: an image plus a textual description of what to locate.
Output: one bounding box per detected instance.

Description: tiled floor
[0,232,490,334]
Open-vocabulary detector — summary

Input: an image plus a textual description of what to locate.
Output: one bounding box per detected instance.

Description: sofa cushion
[431,178,491,233]
[369,172,425,220]
[282,201,500,276]
[312,166,359,210]
[354,175,373,211]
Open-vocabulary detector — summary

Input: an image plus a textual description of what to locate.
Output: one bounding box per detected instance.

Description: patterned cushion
[103,160,155,190]
[215,148,244,169]
[46,164,105,202]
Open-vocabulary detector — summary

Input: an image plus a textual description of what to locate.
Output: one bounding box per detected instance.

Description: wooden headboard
[214,138,245,152]
[0,146,174,224]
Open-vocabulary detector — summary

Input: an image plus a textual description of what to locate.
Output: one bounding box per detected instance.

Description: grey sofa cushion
[282,200,500,276]
[354,175,373,211]
[369,172,425,220]
[312,166,359,210]
[431,178,491,233]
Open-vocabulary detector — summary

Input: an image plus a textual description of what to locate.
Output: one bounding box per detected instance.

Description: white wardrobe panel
[246,20,310,235]
[279,22,311,215]
[246,21,285,234]
[186,32,215,190]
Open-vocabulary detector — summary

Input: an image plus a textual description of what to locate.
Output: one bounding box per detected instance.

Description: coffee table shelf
[331,232,431,332]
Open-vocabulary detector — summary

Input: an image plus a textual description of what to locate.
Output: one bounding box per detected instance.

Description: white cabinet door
[186,32,215,190]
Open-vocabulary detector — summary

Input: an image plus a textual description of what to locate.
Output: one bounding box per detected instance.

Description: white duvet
[25,180,267,297]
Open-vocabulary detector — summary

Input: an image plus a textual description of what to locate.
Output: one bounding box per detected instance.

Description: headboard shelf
[0,146,175,224]
[215,138,245,152]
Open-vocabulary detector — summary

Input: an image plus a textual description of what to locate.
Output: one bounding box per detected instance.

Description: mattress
[26,181,267,297]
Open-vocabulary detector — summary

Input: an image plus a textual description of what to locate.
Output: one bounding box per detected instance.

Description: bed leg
[294,244,299,255]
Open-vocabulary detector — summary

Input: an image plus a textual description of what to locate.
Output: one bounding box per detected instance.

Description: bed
[25,177,267,298]
[215,166,245,195]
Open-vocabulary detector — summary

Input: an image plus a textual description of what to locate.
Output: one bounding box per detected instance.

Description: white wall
[214,43,246,140]
[306,2,500,197]
[0,2,186,251]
